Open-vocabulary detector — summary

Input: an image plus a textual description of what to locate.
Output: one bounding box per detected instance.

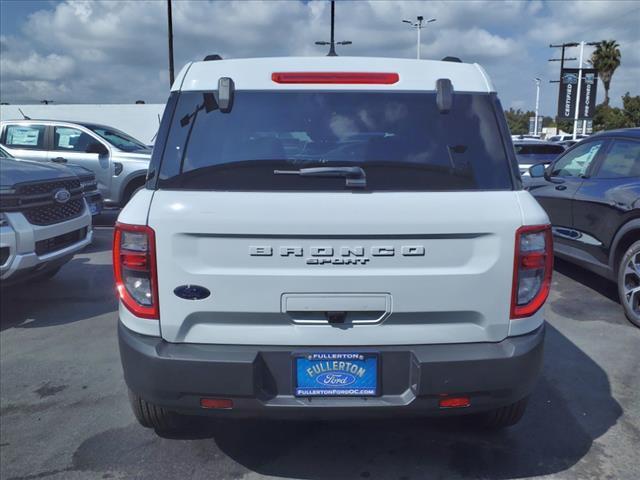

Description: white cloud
[0,0,637,114]
[1,52,75,81]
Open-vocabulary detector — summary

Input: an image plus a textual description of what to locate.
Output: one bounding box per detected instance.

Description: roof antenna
[18,108,31,120]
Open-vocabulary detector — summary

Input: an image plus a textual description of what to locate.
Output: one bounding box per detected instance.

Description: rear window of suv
[158,91,513,191]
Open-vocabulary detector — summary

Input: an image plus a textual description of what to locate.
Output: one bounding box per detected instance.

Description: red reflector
[521,252,546,269]
[121,252,148,269]
[271,72,399,84]
[439,396,471,408]
[200,398,233,409]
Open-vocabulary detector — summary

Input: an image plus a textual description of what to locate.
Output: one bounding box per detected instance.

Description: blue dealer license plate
[294,353,378,397]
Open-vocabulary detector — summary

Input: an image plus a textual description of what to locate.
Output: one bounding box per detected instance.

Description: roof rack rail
[203,54,223,61]
[441,56,462,63]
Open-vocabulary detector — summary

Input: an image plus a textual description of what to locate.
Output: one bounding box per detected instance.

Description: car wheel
[618,240,640,328]
[477,396,529,429]
[128,390,188,433]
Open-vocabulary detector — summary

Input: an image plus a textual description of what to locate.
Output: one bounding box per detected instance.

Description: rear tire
[478,396,529,428]
[128,390,187,432]
[618,240,640,328]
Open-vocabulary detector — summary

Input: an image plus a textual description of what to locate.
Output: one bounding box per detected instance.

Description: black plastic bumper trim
[118,321,545,418]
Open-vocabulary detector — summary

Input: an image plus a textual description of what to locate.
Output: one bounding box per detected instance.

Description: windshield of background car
[158,91,513,191]
[87,126,149,153]
[514,143,565,164]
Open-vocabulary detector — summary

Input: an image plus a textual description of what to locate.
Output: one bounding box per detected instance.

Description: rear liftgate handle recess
[282,294,392,325]
[326,311,347,324]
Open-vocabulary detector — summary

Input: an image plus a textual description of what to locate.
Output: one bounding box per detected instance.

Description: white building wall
[0,104,167,145]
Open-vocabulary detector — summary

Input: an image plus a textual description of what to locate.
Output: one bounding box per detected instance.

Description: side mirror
[436,78,453,114]
[529,163,546,178]
[542,164,565,184]
[217,77,235,113]
[86,142,108,155]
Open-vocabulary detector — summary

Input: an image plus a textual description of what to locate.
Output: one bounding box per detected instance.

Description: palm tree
[589,40,621,106]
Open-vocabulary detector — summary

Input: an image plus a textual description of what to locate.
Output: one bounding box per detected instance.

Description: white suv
[115,56,552,431]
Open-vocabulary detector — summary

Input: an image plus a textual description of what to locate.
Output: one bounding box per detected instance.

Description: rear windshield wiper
[274,166,366,188]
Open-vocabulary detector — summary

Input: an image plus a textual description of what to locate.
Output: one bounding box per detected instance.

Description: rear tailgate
[149,190,522,345]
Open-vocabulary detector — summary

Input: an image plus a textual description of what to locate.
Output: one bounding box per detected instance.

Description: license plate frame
[293,352,379,397]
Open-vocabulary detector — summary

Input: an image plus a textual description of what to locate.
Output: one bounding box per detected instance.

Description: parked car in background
[547,134,589,143]
[513,140,565,176]
[63,163,103,217]
[528,128,640,327]
[0,120,152,207]
[0,147,92,284]
[511,134,541,141]
[557,139,582,149]
[117,56,551,432]
[0,144,102,217]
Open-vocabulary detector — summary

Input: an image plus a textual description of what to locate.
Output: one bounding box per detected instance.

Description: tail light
[113,222,159,319]
[511,225,553,319]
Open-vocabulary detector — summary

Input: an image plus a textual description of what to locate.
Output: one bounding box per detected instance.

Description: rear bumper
[119,322,545,418]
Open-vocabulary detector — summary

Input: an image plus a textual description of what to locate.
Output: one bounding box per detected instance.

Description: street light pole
[572,41,585,140]
[534,78,541,136]
[167,0,175,87]
[328,0,336,56]
[403,16,436,59]
[315,1,352,56]
[416,17,422,60]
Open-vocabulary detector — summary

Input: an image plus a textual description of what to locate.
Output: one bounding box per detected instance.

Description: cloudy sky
[1,0,638,116]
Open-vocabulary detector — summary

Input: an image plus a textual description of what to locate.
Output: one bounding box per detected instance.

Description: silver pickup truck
[0,120,151,207]
[0,149,92,284]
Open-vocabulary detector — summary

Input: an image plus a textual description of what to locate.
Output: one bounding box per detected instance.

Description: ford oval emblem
[316,372,357,387]
[53,188,71,204]
[173,285,210,300]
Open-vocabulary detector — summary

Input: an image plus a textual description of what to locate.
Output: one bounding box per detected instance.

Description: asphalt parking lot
[1,220,639,480]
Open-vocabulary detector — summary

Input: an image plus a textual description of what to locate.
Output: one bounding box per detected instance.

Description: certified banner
[557,68,579,119]
[557,68,599,120]
[579,69,598,119]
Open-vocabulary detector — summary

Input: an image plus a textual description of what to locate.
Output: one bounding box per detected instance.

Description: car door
[1,123,50,162]
[533,139,608,232]
[572,137,640,266]
[47,125,112,198]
